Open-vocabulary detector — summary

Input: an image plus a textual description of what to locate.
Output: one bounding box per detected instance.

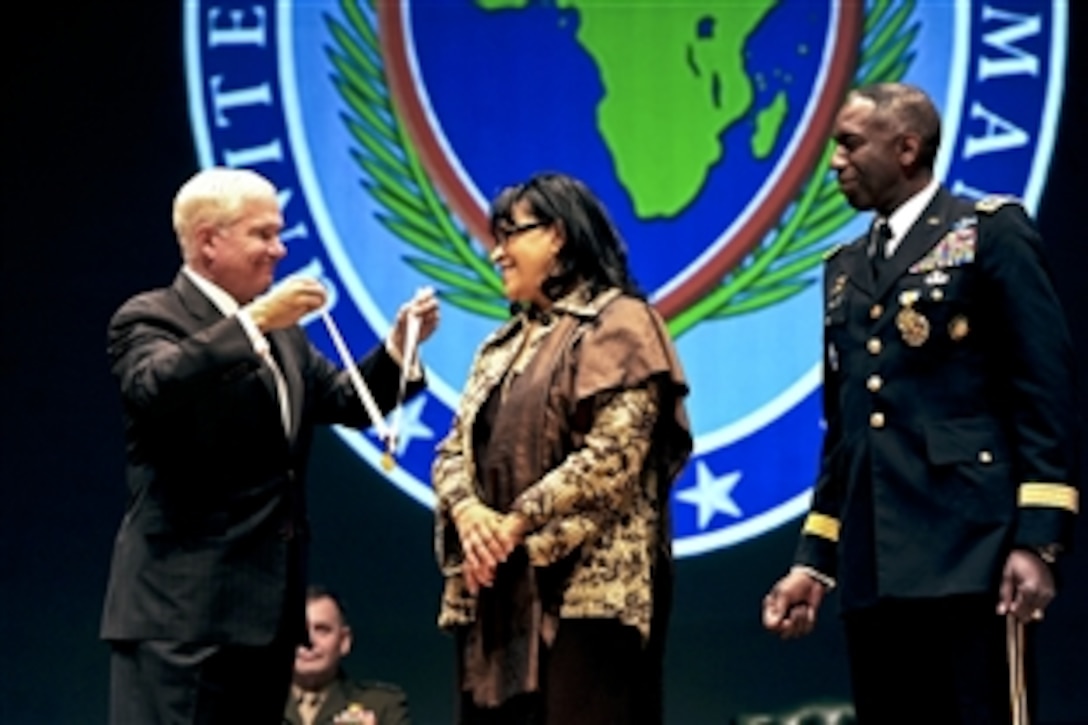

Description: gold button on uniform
[867,375,883,392]
[870,412,885,428]
[867,338,882,355]
[978,450,993,464]
[870,304,883,319]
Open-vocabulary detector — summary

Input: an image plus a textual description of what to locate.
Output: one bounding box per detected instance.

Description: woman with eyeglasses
[432,172,692,725]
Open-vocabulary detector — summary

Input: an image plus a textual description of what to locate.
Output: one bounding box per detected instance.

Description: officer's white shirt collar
[181,265,270,351]
[182,265,242,317]
[880,177,940,258]
[181,265,292,434]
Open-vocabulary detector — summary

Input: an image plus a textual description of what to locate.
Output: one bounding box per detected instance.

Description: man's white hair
[172,167,277,260]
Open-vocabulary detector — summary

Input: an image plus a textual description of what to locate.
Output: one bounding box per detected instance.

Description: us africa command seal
[184,0,1066,557]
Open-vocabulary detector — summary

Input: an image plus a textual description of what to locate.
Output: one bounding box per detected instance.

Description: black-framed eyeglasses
[494,220,548,244]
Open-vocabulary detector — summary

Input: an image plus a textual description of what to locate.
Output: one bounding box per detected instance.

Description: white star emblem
[375,396,434,455]
[675,461,742,530]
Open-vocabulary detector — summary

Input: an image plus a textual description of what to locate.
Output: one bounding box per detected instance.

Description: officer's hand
[247,277,327,332]
[997,548,1055,624]
[763,568,827,639]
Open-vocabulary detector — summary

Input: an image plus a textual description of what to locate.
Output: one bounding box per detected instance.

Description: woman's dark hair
[489,172,643,303]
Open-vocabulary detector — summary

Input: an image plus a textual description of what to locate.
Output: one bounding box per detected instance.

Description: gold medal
[948,314,970,341]
[896,306,930,347]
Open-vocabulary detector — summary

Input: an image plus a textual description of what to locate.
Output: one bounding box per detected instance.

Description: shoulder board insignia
[975,194,1021,214]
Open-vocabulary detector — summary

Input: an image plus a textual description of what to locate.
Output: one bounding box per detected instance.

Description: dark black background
[3,4,1086,723]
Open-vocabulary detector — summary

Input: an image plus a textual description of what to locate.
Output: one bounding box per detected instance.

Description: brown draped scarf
[463,309,581,707]
[460,292,691,708]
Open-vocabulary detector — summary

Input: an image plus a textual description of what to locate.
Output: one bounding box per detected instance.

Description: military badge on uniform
[334,703,377,724]
[948,314,970,341]
[924,270,948,301]
[924,269,949,286]
[828,273,847,310]
[897,308,930,347]
[896,289,930,347]
[909,223,977,274]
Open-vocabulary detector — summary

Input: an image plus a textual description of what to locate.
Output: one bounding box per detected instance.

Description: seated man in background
[285,586,411,725]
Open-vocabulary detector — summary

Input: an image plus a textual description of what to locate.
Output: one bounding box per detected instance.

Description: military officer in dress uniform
[761,83,1079,724]
[284,587,411,725]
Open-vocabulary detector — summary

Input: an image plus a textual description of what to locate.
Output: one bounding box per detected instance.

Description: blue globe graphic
[410,0,831,292]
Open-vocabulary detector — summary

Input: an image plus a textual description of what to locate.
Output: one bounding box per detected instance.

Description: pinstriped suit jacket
[100,272,418,645]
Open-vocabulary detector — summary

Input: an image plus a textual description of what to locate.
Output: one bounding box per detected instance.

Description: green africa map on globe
[478,0,786,217]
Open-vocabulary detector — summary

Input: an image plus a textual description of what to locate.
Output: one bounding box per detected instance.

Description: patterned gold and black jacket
[432,285,691,639]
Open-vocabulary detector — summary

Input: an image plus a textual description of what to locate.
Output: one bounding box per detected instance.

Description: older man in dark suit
[762,84,1079,723]
[101,167,438,724]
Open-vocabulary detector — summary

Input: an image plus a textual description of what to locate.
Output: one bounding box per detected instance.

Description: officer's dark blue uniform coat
[796,187,1079,610]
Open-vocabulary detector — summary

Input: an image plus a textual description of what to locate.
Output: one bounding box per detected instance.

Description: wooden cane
[1007,614,1028,725]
